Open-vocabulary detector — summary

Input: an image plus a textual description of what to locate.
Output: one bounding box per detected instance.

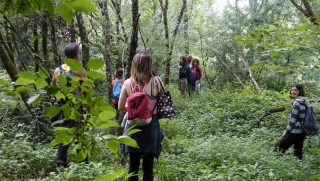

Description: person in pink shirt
[191,58,203,92]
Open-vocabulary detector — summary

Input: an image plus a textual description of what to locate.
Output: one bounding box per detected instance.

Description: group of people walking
[52,43,312,181]
[178,55,203,98]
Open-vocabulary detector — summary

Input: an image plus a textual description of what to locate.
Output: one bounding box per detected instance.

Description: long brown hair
[131,52,153,85]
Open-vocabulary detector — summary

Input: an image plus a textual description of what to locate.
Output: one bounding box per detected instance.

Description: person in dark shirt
[178,56,190,98]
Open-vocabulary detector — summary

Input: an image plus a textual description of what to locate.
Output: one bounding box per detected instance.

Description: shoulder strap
[155,76,165,92]
[130,78,145,93]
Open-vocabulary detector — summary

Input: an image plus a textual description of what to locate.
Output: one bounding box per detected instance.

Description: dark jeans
[128,152,154,181]
[274,132,306,160]
[56,143,89,167]
[56,119,88,167]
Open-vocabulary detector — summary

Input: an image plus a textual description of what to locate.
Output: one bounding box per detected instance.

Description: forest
[1,0,320,180]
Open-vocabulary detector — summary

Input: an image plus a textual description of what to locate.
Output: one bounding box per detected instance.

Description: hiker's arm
[52,68,59,84]
[264,108,285,116]
[118,79,130,112]
[75,69,93,90]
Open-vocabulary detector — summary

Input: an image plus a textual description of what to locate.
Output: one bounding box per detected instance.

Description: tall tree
[160,0,186,84]
[101,0,113,103]
[76,12,90,70]
[183,0,189,55]
[126,0,140,78]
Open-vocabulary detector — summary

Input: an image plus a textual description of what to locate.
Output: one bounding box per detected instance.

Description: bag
[127,79,152,126]
[298,101,319,136]
[112,79,122,100]
[155,77,176,119]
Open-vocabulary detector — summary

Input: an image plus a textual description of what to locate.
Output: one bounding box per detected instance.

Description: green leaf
[124,127,142,136]
[118,135,139,148]
[35,79,48,90]
[38,68,50,79]
[27,94,43,107]
[57,74,68,86]
[47,85,60,95]
[15,77,36,85]
[99,111,116,121]
[68,0,97,12]
[45,0,54,14]
[76,150,87,162]
[87,70,105,78]
[18,71,38,80]
[13,87,33,93]
[44,106,61,117]
[310,148,320,152]
[64,58,84,71]
[105,141,119,154]
[80,78,95,87]
[0,79,9,86]
[93,96,105,106]
[98,103,115,112]
[90,107,100,117]
[56,3,74,24]
[93,119,119,128]
[36,0,46,10]
[87,58,105,70]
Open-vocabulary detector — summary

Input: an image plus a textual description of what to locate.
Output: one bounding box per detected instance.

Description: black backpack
[298,101,319,136]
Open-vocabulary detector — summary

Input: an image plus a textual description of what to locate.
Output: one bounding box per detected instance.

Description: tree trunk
[70,18,77,43]
[213,51,246,89]
[183,0,189,55]
[160,0,186,84]
[290,0,319,25]
[33,22,40,72]
[0,31,33,114]
[126,0,140,79]
[76,12,90,70]
[226,46,260,90]
[48,15,61,66]
[41,13,49,69]
[101,0,113,103]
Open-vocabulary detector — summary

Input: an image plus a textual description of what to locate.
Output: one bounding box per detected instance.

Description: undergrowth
[0,85,320,180]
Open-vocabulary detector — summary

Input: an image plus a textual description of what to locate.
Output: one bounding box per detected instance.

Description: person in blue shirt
[274,84,307,160]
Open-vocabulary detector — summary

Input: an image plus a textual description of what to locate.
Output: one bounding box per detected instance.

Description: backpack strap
[130,78,145,93]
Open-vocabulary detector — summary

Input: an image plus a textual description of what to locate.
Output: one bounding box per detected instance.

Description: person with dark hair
[191,58,203,93]
[186,55,195,97]
[112,68,124,121]
[274,84,307,160]
[118,52,164,181]
[52,43,89,172]
[178,56,191,98]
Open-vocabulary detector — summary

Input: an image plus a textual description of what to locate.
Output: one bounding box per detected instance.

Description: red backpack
[127,78,152,126]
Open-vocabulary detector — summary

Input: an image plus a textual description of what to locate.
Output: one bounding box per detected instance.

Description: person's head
[65,43,80,60]
[187,55,193,64]
[114,68,123,79]
[192,58,200,68]
[131,52,153,84]
[121,60,128,68]
[290,84,305,98]
[179,56,187,66]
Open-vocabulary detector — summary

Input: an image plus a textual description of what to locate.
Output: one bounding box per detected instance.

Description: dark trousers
[275,132,306,160]
[128,152,154,181]
[56,143,89,167]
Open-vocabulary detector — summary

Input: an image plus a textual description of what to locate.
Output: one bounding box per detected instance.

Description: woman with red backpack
[118,52,164,181]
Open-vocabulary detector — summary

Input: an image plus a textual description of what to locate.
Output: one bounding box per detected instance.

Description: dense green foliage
[1,85,320,180]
